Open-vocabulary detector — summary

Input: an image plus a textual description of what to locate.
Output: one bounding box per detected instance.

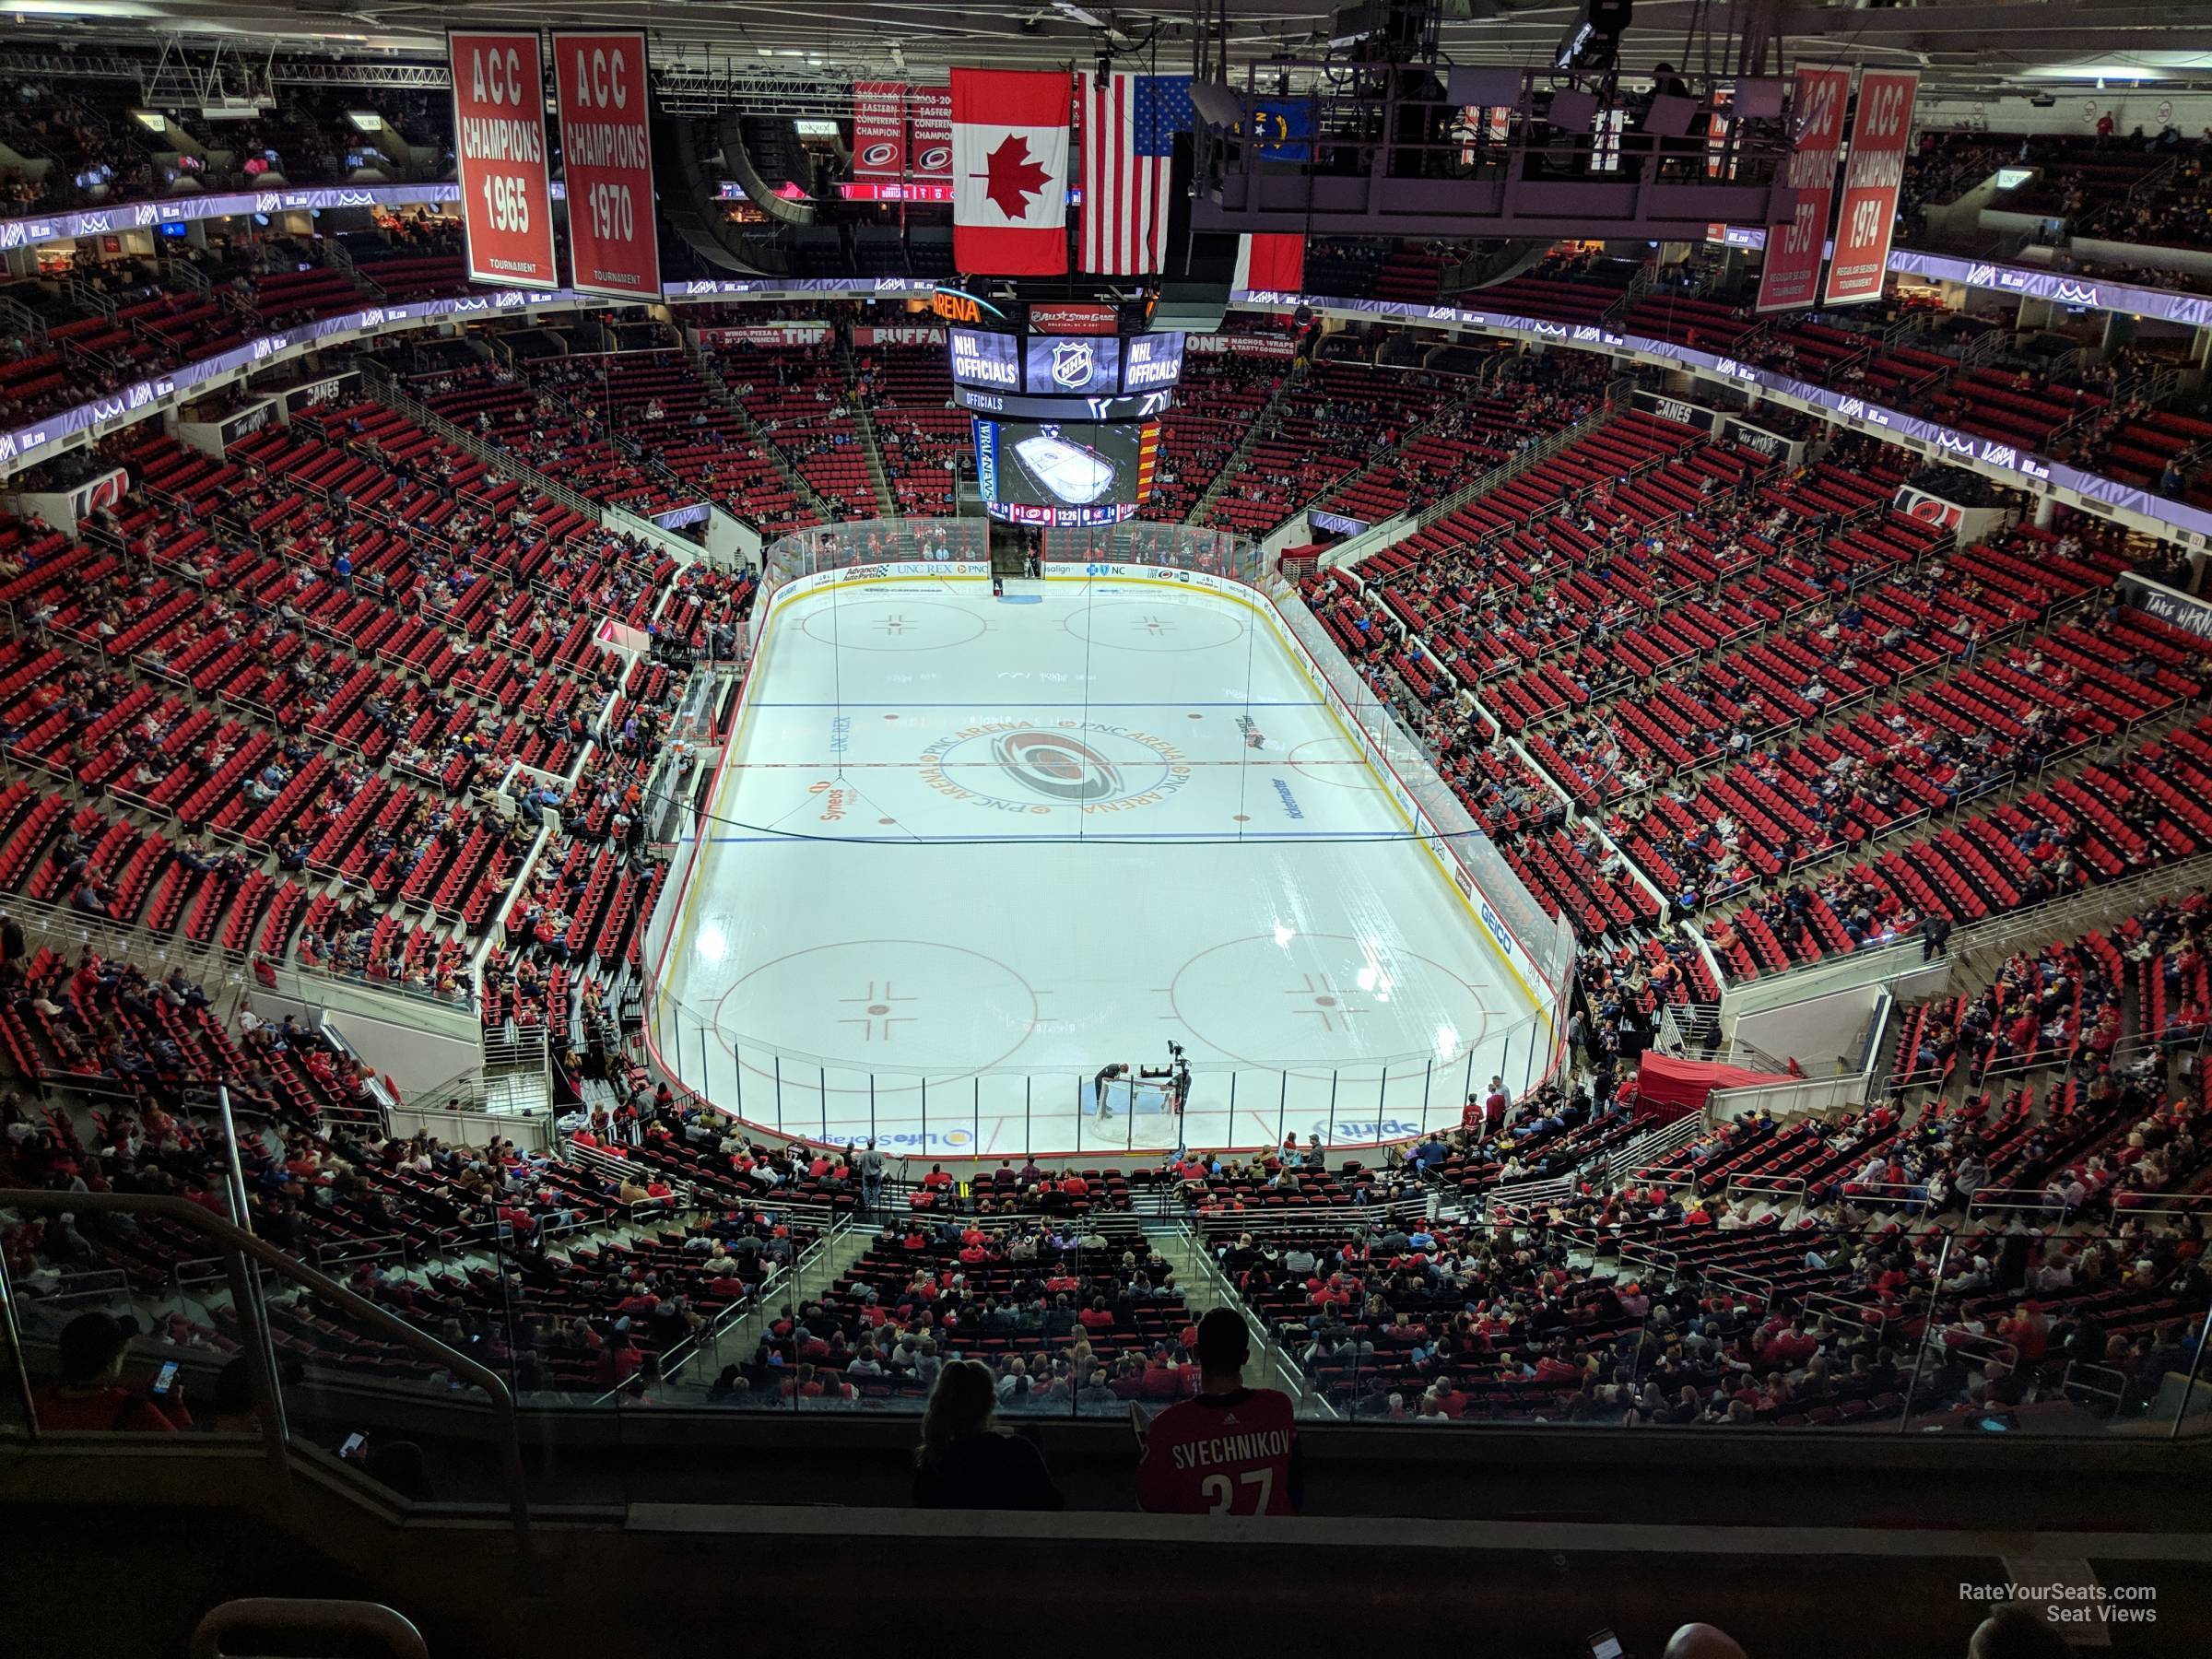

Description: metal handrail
[192,1599,428,1659]
[1188,1194,1435,1232]
[0,292,48,348]
[0,1187,531,1547]
[1412,380,1632,535]
[680,335,839,522]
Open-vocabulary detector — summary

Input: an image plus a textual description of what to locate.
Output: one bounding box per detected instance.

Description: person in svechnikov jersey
[1134,1307,1301,1515]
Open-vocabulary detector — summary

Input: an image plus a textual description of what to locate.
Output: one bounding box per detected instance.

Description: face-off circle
[1167,932,1503,1069]
[712,938,1041,1075]
[1288,735,1383,792]
[798,599,987,653]
[1064,599,1248,653]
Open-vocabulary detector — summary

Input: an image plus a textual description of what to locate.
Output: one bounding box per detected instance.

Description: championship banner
[1754,65,1851,314]
[911,85,953,183]
[553,30,660,301]
[450,30,558,291]
[853,81,908,179]
[1822,69,1919,307]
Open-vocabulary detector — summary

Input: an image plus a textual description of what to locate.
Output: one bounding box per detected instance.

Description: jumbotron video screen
[971,417,1160,524]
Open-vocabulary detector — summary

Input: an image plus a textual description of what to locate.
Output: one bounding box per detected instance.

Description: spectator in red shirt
[1135,1309,1300,1515]
[34,1312,191,1432]
[1758,1322,1818,1372]
[593,1331,643,1390]
[1139,1351,1187,1401]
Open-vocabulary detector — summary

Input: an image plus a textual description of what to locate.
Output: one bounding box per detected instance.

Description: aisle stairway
[1184,361,1310,526]
[840,337,899,517]
[680,334,837,524]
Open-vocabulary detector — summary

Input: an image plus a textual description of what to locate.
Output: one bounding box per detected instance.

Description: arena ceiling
[9,1,2212,98]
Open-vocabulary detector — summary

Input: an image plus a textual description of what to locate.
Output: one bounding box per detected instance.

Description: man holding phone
[33,1312,191,1432]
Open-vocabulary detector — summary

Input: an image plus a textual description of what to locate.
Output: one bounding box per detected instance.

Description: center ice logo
[917,720,1194,816]
[994,730,1123,803]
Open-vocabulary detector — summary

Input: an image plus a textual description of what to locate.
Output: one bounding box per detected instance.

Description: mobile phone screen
[341,1432,368,1457]
[152,1360,180,1395]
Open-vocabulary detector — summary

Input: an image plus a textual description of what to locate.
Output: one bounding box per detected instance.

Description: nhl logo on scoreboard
[1050,339,1096,389]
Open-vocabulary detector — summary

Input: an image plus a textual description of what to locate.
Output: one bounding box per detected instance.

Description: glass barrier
[6,1186,2209,1452]
[0,1187,534,1523]
[638,982,1563,1162]
[1188,1211,2212,1436]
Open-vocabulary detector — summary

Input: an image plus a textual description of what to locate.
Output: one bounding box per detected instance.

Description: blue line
[699,830,1413,844]
[743,700,1327,708]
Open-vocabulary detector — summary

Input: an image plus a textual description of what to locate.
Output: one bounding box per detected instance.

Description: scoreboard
[972,418,1161,525]
[946,300,1187,525]
[949,327,1184,422]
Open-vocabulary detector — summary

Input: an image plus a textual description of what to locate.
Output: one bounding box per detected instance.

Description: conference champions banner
[911,85,954,184]
[450,29,559,291]
[553,29,660,300]
[1754,65,1851,315]
[1822,68,1919,306]
[853,81,908,179]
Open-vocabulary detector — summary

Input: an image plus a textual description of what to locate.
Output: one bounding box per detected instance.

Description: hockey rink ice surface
[654,572,1549,1158]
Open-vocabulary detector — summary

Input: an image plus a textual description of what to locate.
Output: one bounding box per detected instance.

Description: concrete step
[663,1218,881,1399]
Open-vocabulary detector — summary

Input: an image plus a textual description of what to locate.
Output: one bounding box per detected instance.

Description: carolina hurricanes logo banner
[951,68,1071,276]
[853,81,907,179]
[911,86,953,183]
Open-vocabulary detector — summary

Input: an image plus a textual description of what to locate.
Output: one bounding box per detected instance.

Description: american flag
[1080,73,1191,276]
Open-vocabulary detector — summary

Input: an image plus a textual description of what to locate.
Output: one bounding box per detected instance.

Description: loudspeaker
[1152,278,1231,335]
[1153,223,1238,334]
[716,110,815,227]
[651,112,783,276]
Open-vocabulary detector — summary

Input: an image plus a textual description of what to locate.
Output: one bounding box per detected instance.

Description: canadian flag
[951,68,1071,276]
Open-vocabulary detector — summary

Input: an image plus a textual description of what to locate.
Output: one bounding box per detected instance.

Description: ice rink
[650,571,1552,1159]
